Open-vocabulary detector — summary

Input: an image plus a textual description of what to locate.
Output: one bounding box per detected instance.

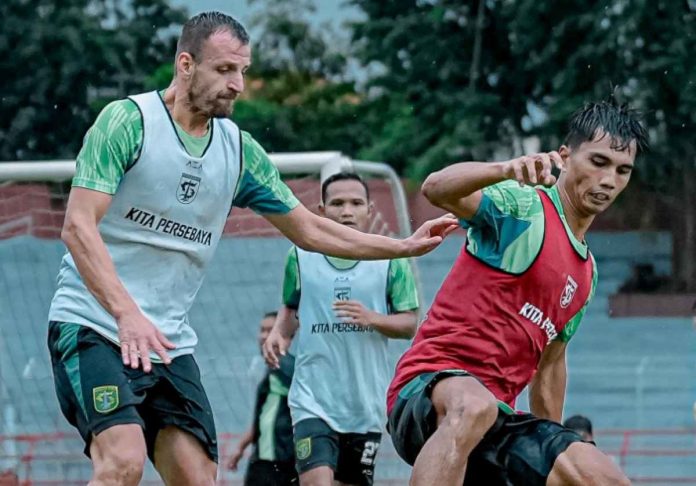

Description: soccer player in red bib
[386,101,648,486]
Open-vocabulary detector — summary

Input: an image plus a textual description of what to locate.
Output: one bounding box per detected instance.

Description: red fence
[2,429,696,485]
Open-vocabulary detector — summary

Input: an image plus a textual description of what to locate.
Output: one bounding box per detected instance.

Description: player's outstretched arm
[528,340,568,422]
[226,427,254,471]
[333,301,417,339]
[62,188,175,372]
[265,205,458,259]
[263,305,298,369]
[422,152,564,220]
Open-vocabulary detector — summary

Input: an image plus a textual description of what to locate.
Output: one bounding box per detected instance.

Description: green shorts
[387,370,590,486]
[47,321,218,462]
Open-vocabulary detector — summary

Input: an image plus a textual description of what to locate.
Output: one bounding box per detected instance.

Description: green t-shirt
[73,93,298,214]
[282,247,419,313]
[461,181,598,342]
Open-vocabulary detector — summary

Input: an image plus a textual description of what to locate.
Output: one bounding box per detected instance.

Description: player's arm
[421,153,564,220]
[226,427,254,471]
[267,205,456,259]
[62,101,174,372]
[528,340,567,422]
[263,305,299,369]
[234,132,457,259]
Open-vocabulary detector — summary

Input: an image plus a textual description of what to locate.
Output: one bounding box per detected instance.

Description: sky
[170,0,361,34]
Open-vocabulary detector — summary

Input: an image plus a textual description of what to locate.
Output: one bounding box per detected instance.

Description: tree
[230,0,376,156]
[349,0,528,177]
[0,0,186,161]
[350,0,694,290]
[504,0,696,290]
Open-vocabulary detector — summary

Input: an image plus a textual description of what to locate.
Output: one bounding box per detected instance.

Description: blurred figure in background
[563,415,594,442]
[227,311,297,486]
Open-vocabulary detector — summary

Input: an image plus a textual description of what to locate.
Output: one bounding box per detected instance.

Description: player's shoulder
[240,130,271,169]
[481,180,543,218]
[90,98,142,135]
[97,98,141,122]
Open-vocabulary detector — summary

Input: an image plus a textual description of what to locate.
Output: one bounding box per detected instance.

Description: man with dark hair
[563,415,594,442]
[386,100,648,486]
[46,11,456,486]
[264,172,420,486]
[227,311,298,486]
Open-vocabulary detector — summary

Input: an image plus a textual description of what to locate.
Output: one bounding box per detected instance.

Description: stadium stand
[0,179,693,484]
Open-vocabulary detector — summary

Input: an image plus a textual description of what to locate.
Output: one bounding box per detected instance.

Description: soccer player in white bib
[46,12,456,486]
[264,172,420,486]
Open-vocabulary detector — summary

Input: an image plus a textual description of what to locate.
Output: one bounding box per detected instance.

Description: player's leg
[547,442,630,486]
[334,431,382,486]
[89,425,147,486]
[47,322,149,486]
[152,426,217,486]
[484,412,629,486]
[410,374,498,485]
[146,355,219,486]
[294,418,340,486]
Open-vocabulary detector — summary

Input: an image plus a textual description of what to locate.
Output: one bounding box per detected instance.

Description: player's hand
[116,308,176,373]
[402,214,459,257]
[226,446,246,471]
[502,152,564,187]
[333,300,376,328]
[263,328,291,369]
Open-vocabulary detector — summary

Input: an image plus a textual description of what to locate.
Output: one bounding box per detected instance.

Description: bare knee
[91,443,146,486]
[439,394,498,444]
[549,443,630,486]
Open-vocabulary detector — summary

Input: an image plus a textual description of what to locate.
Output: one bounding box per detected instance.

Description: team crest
[93,385,119,414]
[177,173,201,204]
[560,275,578,308]
[296,437,312,460]
[334,276,351,301]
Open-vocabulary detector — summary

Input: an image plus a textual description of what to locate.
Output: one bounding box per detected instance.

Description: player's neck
[171,99,210,137]
[557,182,594,242]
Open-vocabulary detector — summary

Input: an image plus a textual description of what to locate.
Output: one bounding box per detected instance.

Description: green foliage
[0,0,186,160]
[232,0,372,156]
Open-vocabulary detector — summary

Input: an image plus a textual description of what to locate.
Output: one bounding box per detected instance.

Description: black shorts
[244,459,298,486]
[293,418,382,486]
[47,321,218,462]
[388,370,590,486]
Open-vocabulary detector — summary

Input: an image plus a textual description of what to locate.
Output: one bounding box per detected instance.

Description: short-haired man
[265,172,420,486]
[386,101,648,485]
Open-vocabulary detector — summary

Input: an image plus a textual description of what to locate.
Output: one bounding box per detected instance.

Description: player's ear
[367,201,375,217]
[177,52,195,78]
[558,145,571,171]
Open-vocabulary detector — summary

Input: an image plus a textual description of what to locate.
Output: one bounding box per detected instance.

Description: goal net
[0,153,417,485]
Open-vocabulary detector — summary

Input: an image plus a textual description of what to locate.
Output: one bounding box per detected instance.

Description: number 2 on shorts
[360,440,380,466]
